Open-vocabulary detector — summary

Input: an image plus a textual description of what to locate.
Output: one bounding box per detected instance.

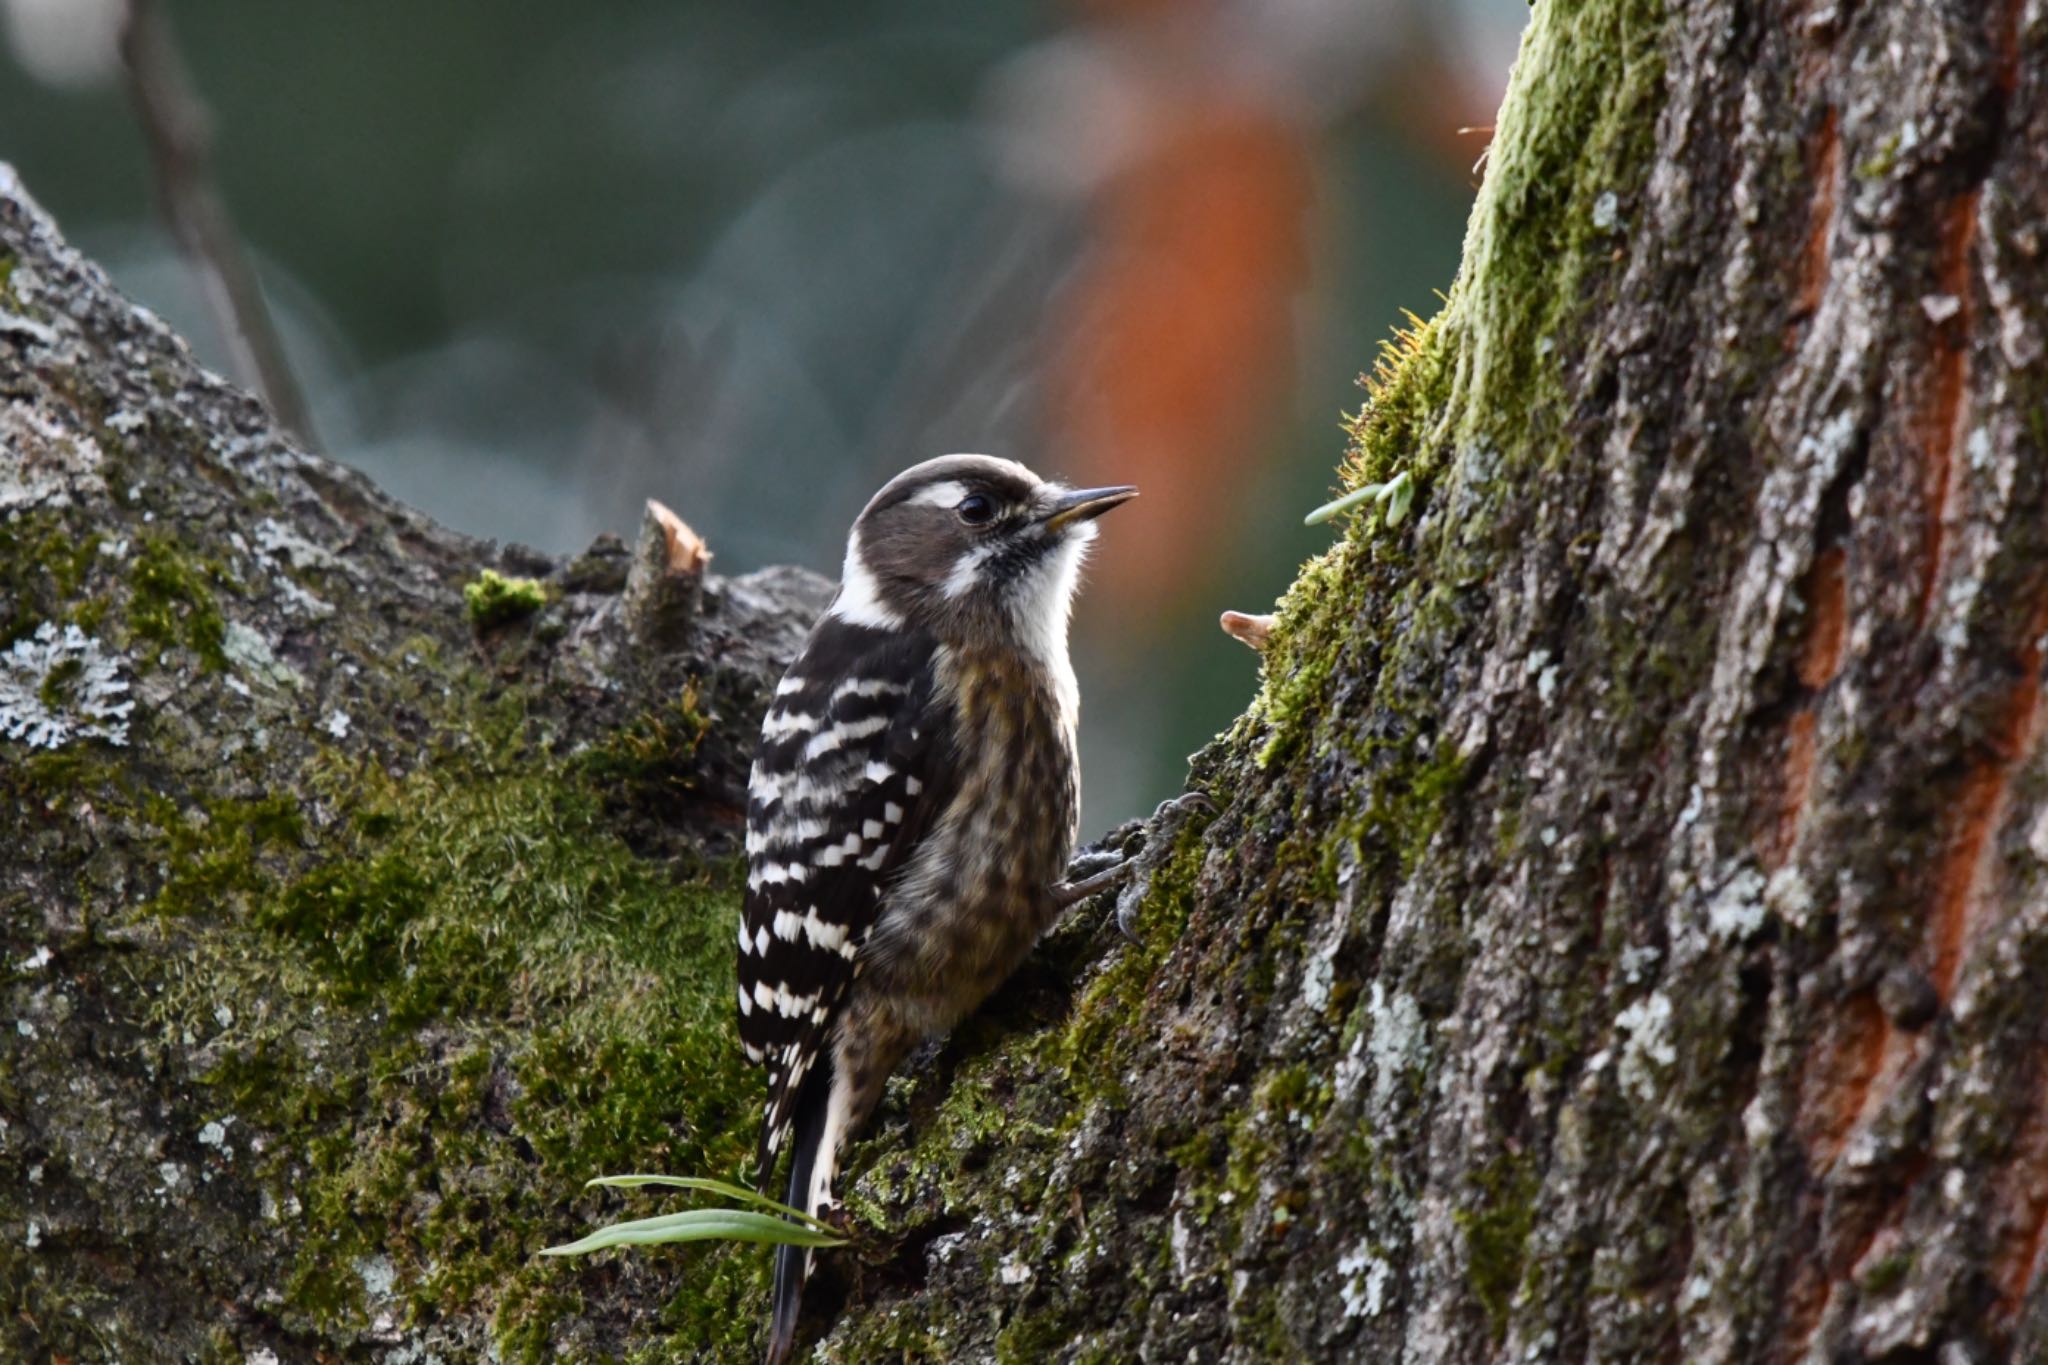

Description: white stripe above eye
[905,480,969,508]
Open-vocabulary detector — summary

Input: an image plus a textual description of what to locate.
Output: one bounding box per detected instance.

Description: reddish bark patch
[1996,1078,2048,1318]
[1796,547,1848,690]
[1798,991,1891,1170]
[1770,548,1848,867]
[1795,109,1839,321]
[1913,191,1979,626]
[1773,711,1819,870]
[1993,0,2023,95]
[1926,642,2043,1001]
[1784,992,1894,1360]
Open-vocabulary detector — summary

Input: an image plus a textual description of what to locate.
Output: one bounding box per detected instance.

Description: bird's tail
[766,1058,837,1365]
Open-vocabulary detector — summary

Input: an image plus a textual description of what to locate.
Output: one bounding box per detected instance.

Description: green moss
[1446,0,1666,465]
[117,675,762,1357]
[1858,1249,1913,1295]
[143,792,305,919]
[128,532,229,670]
[1455,1152,1539,1341]
[464,569,549,629]
[1056,823,1206,1078]
[576,687,714,811]
[1856,131,1902,180]
[0,516,103,644]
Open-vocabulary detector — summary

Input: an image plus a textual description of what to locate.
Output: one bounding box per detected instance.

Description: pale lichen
[0,621,133,748]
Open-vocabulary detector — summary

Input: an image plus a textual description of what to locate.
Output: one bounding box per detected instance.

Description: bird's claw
[1153,790,1216,822]
[1114,789,1219,941]
[1051,857,1133,909]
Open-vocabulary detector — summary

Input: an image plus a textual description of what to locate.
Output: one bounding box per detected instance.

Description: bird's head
[829,454,1136,654]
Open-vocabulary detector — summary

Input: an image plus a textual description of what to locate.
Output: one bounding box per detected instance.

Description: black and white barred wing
[737,621,949,1172]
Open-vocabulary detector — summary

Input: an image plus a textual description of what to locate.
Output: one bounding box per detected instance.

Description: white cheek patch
[943,542,998,599]
[830,531,904,630]
[1005,533,1088,727]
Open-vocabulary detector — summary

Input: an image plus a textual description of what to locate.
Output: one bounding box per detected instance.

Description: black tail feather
[766,1058,834,1365]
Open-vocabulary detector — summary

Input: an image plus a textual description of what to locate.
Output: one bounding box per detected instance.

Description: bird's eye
[956,494,995,526]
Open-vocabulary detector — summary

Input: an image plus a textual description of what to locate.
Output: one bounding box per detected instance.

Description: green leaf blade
[1304,481,1385,526]
[538,1208,846,1259]
[581,1174,832,1230]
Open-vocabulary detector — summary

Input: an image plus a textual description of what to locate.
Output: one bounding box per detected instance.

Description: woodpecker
[736,454,1135,1362]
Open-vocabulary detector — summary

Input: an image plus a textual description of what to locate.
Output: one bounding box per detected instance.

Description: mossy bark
[0,164,828,1360]
[6,0,2048,1360]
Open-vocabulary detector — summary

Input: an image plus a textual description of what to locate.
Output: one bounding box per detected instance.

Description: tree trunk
[5,0,2047,1360]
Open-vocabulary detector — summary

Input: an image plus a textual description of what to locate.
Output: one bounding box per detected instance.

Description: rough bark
[6,0,2048,1361]
[0,161,832,1360]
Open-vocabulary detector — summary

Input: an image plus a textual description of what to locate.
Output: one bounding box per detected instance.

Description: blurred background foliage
[1,0,1520,825]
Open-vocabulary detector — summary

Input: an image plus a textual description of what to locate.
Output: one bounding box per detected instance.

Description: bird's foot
[1113,790,1218,941]
[1052,790,1218,933]
[1051,855,1132,909]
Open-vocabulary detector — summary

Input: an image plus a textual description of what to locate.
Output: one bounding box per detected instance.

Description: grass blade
[1383,471,1415,527]
[539,1208,846,1258]
[1304,481,1384,527]
[583,1174,833,1231]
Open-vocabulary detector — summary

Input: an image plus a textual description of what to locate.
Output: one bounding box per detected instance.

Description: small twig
[120,0,317,447]
[1219,611,1274,652]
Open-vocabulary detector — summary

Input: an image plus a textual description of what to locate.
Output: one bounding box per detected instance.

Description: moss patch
[128,532,229,670]
[1456,1153,1540,1340]
[465,569,549,629]
[128,685,763,1358]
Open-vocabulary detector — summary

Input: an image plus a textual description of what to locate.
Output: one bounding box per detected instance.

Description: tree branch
[119,0,317,446]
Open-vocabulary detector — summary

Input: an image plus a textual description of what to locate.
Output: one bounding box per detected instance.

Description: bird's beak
[1040,485,1138,534]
